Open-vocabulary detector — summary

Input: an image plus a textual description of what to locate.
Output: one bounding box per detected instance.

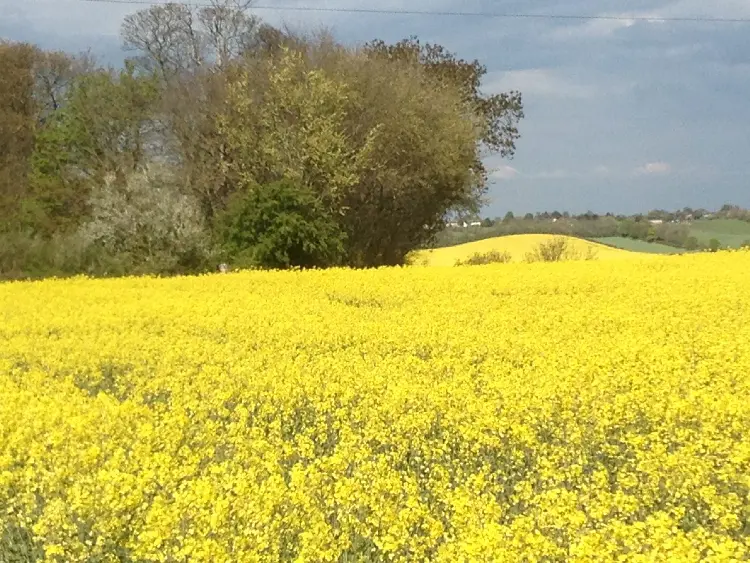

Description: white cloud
[484,68,597,99]
[490,165,519,181]
[592,165,611,176]
[550,0,750,42]
[528,169,572,180]
[634,162,672,175]
[550,17,637,40]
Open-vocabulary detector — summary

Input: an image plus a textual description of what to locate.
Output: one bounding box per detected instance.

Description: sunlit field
[2,250,750,561]
[410,234,647,266]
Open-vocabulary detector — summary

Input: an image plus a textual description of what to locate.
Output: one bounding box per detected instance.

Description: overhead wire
[70,0,750,24]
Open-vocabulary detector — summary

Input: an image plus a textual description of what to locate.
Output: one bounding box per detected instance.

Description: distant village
[444,205,745,229]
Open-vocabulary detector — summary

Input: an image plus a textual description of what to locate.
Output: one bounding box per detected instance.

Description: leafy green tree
[219,41,492,266]
[26,62,160,234]
[708,238,721,252]
[503,211,515,222]
[0,41,39,232]
[217,179,347,269]
[685,236,700,251]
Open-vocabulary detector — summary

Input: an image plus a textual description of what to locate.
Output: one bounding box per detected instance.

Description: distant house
[649,219,664,225]
[447,221,460,228]
[469,221,482,227]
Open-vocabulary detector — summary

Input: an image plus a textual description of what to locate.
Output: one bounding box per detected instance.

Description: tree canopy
[0,3,524,278]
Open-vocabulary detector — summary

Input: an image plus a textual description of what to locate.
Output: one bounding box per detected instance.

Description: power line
[73,0,750,24]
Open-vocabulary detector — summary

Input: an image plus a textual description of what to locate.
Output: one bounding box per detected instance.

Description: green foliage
[2,17,525,277]
[454,249,512,266]
[685,236,700,251]
[219,42,492,267]
[0,41,39,233]
[217,179,347,270]
[708,238,722,252]
[0,229,132,281]
[26,62,161,235]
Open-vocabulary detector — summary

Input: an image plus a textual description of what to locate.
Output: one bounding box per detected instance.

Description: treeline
[434,212,716,251]
[0,0,524,280]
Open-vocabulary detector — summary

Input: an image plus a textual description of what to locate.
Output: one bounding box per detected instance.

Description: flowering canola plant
[1,250,750,562]
[409,234,646,266]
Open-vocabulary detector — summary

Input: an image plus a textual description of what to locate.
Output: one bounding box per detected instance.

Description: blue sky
[2,0,749,216]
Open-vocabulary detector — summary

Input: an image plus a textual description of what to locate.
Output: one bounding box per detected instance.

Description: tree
[26,62,161,234]
[218,178,346,269]
[524,213,534,221]
[503,211,515,223]
[33,49,96,122]
[121,0,261,79]
[708,238,721,252]
[0,41,39,232]
[78,165,212,273]
[119,2,289,223]
[362,36,523,215]
[219,41,487,267]
[480,217,494,228]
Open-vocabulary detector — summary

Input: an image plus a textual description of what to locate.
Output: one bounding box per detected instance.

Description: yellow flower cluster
[2,250,750,562]
[410,234,644,266]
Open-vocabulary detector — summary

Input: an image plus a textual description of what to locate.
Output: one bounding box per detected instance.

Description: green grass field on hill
[689,219,750,248]
[593,237,687,254]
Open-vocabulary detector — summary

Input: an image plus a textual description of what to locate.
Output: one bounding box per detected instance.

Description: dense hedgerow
[1,250,750,561]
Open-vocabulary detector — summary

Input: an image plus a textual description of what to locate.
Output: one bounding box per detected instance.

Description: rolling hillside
[593,237,687,254]
[689,219,750,248]
[410,234,649,266]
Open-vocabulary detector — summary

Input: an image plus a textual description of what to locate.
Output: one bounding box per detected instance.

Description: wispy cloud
[490,165,519,181]
[634,161,672,175]
[484,68,597,99]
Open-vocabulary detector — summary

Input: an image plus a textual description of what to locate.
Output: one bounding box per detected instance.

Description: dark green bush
[217,179,347,270]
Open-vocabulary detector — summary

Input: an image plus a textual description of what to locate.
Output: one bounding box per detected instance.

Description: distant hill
[688,219,750,248]
[593,237,687,254]
[408,234,650,266]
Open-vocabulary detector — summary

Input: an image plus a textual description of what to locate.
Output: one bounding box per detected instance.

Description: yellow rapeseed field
[410,234,649,266]
[2,250,750,562]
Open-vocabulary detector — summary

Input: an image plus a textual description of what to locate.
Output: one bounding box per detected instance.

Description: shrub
[0,229,133,281]
[455,250,512,266]
[525,237,597,263]
[77,165,214,275]
[708,238,722,252]
[685,236,700,251]
[217,178,347,270]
